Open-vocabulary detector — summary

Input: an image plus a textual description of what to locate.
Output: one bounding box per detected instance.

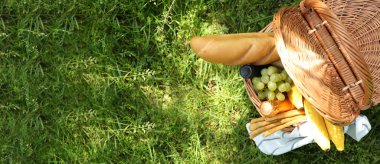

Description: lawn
[0,0,379,163]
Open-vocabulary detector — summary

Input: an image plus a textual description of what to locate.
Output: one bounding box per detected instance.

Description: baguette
[190,33,280,66]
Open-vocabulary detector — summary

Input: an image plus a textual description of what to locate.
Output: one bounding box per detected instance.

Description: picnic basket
[244,0,380,126]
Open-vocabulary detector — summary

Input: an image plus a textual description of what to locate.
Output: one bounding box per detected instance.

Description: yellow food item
[304,99,330,151]
[287,84,303,109]
[324,118,345,151]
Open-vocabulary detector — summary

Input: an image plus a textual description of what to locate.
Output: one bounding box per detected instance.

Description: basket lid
[272,0,376,125]
[321,0,380,107]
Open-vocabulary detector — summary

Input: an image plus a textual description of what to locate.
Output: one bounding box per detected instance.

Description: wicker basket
[244,0,380,126]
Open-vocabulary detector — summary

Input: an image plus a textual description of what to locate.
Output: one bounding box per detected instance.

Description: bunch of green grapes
[252,66,292,101]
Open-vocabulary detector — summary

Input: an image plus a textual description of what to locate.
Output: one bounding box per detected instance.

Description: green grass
[0,0,379,163]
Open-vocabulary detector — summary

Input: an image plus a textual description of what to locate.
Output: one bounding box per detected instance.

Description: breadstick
[249,119,274,131]
[281,126,295,133]
[250,114,304,131]
[249,115,305,139]
[249,121,282,139]
[264,109,304,122]
[250,117,266,124]
[263,116,307,137]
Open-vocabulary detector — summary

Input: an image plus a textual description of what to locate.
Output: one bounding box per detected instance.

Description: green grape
[255,82,265,90]
[264,89,270,97]
[258,91,266,100]
[270,73,282,82]
[267,81,277,91]
[286,76,293,83]
[280,70,288,80]
[276,92,286,101]
[278,83,287,92]
[261,75,270,84]
[253,77,261,85]
[284,83,291,92]
[261,68,268,76]
[267,91,276,101]
[267,66,278,75]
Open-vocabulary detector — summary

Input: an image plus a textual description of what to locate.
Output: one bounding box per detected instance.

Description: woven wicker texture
[322,0,380,105]
[272,0,379,125]
[273,6,357,125]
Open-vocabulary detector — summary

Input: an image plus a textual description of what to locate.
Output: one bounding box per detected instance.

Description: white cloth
[246,115,371,155]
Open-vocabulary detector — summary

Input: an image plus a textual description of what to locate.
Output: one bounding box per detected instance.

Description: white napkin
[246,115,371,155]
